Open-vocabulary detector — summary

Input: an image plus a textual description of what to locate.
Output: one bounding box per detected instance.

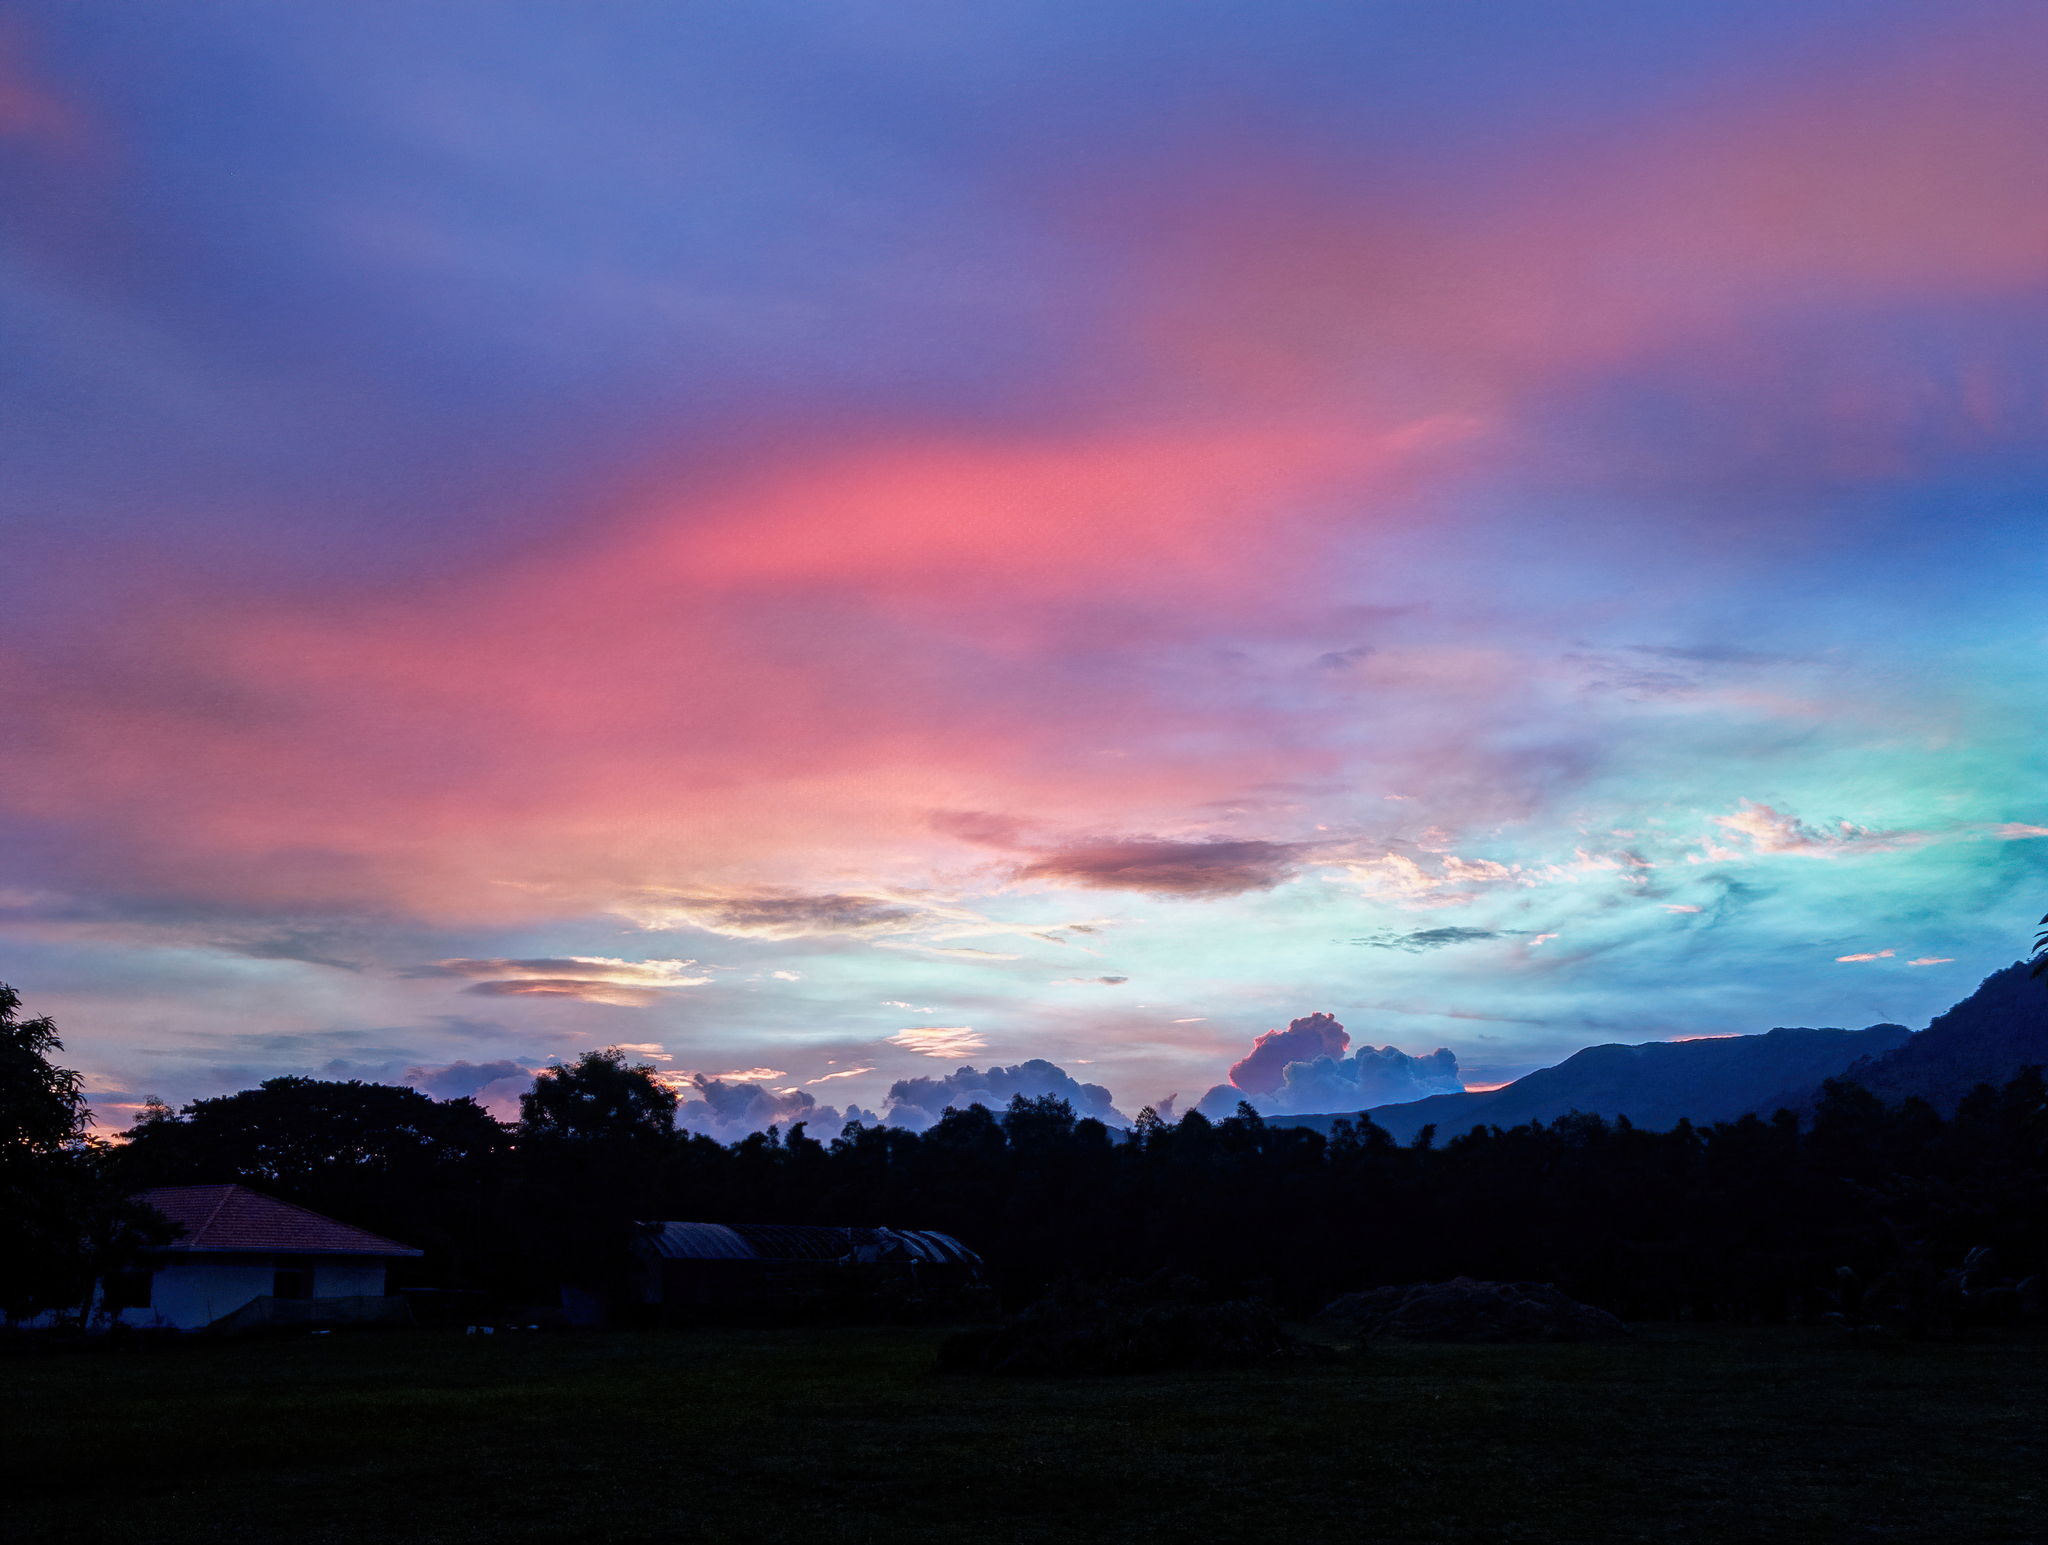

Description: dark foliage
[88,1034,2048,1331]
[2,985,178,1324]
[115,1074,513,1295]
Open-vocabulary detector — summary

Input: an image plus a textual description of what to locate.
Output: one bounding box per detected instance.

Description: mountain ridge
[1265,962,2045,1143]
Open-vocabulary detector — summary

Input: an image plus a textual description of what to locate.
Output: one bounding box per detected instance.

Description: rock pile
[1315,1277,1630,1343]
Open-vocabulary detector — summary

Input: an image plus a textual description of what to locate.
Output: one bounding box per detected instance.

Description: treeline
[78,1045,2048,1326]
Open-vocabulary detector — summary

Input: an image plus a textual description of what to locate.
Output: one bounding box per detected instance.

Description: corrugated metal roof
[635,1220,981,1266]
[732,1223,872,1262]
[639,1222,755,1260]
[137,1184,422,1257]
[887,1229,981,1267]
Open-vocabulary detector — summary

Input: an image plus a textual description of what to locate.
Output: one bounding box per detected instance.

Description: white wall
[313,1261,386,1299]
[133,1259,274,1330]
[117,1256,394,1329]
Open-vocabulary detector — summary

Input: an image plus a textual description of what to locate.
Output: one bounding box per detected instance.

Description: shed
[116,1184,422,1330]
[613,1220,981,1319]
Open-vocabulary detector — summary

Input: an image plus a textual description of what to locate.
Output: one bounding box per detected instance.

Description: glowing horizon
[2,2,2042,1136]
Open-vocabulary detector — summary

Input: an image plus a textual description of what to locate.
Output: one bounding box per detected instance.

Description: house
[116,1184,422,1330]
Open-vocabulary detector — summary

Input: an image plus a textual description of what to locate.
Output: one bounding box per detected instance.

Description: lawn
[10,1322,2041,1543]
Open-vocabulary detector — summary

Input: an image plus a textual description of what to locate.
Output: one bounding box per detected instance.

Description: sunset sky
[4,2,2043,1136]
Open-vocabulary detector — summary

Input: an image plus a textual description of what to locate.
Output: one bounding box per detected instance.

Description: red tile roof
[136,1184,421,1257]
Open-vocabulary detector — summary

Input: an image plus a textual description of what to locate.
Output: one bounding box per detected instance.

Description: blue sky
[2,1,2042,1135]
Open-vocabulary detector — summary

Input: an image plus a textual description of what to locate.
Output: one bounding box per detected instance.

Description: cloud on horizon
[881,1059,1126,1131]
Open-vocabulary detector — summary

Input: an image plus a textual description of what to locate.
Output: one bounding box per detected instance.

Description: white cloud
[1710,802,1926,859]
[805,1066,874,1084]
[1907,957,1955,966]
[887,1027,987,1058]
[429,956,711,986]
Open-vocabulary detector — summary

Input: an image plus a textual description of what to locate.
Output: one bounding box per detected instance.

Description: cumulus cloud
[472,1075,532,1123]
[1224,1012,1351,1095]
[1013,837,1311,897]
[675,1074,871,1143]
[400,1059,532,1100]
[1272,1045,1463,1114]
[887,1026,987,1058]
[880,1059,1126,1131]
[1194,1011,1464,1117]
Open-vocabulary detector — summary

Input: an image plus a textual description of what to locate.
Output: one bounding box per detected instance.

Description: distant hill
[1269,961,2046,1143]
[1759,961,2047,1118]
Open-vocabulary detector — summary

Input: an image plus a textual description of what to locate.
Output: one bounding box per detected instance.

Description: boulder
[1315,1276,1630,1343]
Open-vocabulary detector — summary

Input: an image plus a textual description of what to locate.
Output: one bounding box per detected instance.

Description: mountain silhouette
[1271,962,2044,1142]
[1755,960,2046,1118]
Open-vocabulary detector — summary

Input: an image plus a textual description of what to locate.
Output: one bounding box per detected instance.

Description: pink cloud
[804,1067,873,1084]
[0,421,1445,924]
[1227,1012,1348,1096]
[1836,950,1895,963]
[1712,802,1925,858]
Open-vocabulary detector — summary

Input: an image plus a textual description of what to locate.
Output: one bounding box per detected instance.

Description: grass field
[10,1322,2041,1543]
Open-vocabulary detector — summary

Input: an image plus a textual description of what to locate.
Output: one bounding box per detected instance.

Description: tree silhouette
[2,984,176,1324]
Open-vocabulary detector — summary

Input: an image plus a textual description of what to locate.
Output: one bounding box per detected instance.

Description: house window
[273,1256,313,1299]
